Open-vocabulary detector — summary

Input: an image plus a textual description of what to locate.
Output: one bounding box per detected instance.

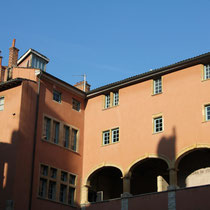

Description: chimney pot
[8,38,19,68]
[12,39,16,47]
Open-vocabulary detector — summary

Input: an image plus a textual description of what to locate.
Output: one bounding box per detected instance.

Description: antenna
[72,74,87,91]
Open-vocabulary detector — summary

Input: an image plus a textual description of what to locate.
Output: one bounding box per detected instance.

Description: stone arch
[127,154,171,195]
[85,164,123,202]
[175,144,210,188]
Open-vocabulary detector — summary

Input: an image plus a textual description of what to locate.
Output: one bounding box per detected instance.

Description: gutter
[28,70,42,210]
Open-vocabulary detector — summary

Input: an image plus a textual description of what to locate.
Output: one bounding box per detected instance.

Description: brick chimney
[74,81,90,92]
[8,39,19,68]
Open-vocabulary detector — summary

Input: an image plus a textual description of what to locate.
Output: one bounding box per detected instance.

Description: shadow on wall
[0,131,18,210]
[157,127,176,162]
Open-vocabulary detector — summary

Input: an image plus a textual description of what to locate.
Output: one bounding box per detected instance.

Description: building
[1,39,210,210]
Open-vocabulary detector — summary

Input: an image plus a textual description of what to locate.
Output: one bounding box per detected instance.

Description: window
[43,116,79,152]
[43,117,51,140]
[53,121,60,144]
[153,116,163,133]
[105,94,110,108]
[102,128,119,145]
[72,98,81,111]
[204,64,210,80]
[53,90,61,103]
[153,78,162,94]
[205,105,210,121]
[71,129,78,151]
[38,164,77,206]
[0,96,4,111]
[103,130,110,145]
[63,125,70,148]
[112,128,119,143]
[104,91,119,109]
[113,91,119,106]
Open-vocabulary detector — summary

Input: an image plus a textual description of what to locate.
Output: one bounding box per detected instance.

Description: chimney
[74,81,91,92]
[8,39,19,68]
[0,50,2,69]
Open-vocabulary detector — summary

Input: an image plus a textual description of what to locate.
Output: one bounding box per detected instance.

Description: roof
[38,71,86,98]
[17,48,50,65]
[0,78,24,91]
[87,52,210,98]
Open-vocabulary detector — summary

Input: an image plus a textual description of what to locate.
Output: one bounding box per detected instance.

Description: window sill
[102,141,120,147]
[152,92,162,96]
[201,78,210,82]
[41,138,79,154]
[152,130,164,135]
[102,104,119,111]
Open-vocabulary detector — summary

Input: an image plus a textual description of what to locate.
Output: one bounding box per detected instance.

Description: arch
[175,144,210,169]
[126,153,171,174]
[84,163,124,186]
[85,164,124,202]
[176,145,210,188]
[127,154,171,195]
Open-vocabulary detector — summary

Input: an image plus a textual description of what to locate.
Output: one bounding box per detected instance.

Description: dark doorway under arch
[87,166,123,202]
[130,158,169,195]
[177,148,210,188]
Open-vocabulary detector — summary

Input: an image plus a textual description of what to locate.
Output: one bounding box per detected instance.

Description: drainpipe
[28,70,42,210]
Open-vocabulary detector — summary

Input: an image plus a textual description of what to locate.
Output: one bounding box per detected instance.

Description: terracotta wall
[83,64,210,181]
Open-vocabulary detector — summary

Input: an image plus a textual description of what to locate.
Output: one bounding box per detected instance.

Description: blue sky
[1,0,210,89]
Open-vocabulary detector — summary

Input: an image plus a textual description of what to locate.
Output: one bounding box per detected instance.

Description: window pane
[53,121,60,144]
[40,165,48,176]
[154,78,162,94]
[53,90,61,103]
[64,125,70,148]
[44,117,51,140]
[48,181,56,200]
[71,129,78,151]
[0,97,4,111]
[205,105,210,121]
[112,128,119,143]
[103,131,110,145]
[113,91,119,106]
[50,168,57,179]
[204,64,210,80]
[59,184,67,203]
[154,117,163,133]
[105,94,110,108]
[61,171,68,182]
[69,174,76,185]
[39,178,47,197]
[68,187,75,205]
[72,98,81,111]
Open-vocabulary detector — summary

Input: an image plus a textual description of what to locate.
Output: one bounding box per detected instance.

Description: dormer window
[32,55,47,71]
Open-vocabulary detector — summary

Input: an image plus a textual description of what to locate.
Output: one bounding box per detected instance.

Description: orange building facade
[1,40,210,210]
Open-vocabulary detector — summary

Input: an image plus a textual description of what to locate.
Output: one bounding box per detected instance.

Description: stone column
[168,168,178,190]
[122,174,132,197]
[80,185,89,205]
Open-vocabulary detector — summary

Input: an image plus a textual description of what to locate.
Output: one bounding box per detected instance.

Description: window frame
[38,164,77,206]
[153,116,164,133]
[104,91,119,109]
[205,104,210,121]
[53,90,62,103]
[72,98,81,112]
[204,64,210,80]
[153,77,162,95]
[42,115,79,152]
[0,96,5,111]
[102,127,119,145]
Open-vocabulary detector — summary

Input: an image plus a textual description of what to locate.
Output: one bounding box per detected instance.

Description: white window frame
[153,116,163,133]
[112,128,119,143]
[0,96,4,111]
[153,78,162,95]
[105,94,110,108]
[113,91,119,106]
[204,64,210,80]
[103,130,110,145]
[205,105,210,121]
